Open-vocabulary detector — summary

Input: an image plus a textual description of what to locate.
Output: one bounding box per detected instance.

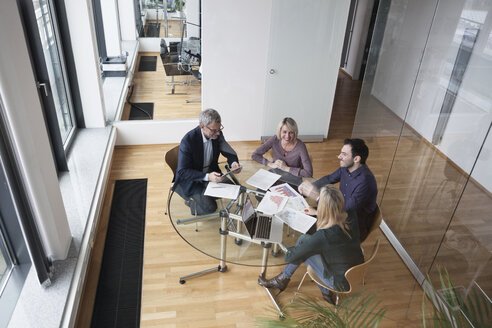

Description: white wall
[114,119,198,145]
[119,0,138,41]
[65,0,107,127]
[0,1,71,260]
[370,0,492,191]
[202,0,272,141]
[101,0,123,56]
[184,0,200,38]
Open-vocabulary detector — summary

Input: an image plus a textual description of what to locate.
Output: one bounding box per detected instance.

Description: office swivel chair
[164,145,200,225]
[164,145,180,216]
[292,239,380,305]
[160,39,192,94]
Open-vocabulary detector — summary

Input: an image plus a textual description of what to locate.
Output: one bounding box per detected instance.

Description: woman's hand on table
[273,160,289,172]
[303,206,317,216]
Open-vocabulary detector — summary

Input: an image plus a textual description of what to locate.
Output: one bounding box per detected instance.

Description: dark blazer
[172,126,239,197]
[284,210,363,291]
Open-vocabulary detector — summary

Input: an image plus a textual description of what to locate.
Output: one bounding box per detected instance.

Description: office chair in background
[160,39,193,94]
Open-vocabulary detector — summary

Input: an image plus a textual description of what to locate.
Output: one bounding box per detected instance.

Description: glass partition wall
[354,0,492,308]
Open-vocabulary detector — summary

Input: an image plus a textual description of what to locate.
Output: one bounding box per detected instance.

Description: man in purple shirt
[298,138,378,241]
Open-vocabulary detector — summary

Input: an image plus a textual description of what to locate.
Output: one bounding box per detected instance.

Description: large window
[0,98,34,328]
[18,0,77,171]
[33,0,76,145]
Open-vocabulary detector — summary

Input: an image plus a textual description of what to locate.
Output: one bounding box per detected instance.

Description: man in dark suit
[172,109,241,215]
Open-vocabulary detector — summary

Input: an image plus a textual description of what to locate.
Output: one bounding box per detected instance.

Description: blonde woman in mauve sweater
[252,117,313,177]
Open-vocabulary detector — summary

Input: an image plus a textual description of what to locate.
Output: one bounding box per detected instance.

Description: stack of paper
[269,183,316,233]
[204,182,241,199]
[270,183,309,212]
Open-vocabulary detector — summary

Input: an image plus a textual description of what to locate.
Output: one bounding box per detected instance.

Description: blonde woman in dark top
[258,185,363,304]
[252,117,313,177]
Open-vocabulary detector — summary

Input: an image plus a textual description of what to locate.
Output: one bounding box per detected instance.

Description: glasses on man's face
[206,124,224,134]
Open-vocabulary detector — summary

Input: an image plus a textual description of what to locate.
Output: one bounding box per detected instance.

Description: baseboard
[260,135,324,143]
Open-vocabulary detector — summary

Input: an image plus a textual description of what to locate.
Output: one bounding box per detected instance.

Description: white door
[262,0,350,139]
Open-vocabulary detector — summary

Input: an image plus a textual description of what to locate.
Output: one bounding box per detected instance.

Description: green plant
[175,0,185,11]
[258,292,385,328]
[423,269,492,328]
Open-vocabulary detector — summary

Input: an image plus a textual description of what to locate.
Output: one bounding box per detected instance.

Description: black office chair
[160,39,192,94]
[181,37,201,103]
[164,145,180,216]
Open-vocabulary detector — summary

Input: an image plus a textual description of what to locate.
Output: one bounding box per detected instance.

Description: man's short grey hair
[199,108,222,127]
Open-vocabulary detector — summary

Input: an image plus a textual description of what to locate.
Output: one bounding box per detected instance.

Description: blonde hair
[276,117,298,140]
[316,185,350,237]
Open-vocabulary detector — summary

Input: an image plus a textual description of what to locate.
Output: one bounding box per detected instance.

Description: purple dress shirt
[313,164,378,241]
[251,136,313,177]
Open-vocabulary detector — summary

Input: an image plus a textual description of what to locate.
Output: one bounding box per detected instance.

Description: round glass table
[167,160,315,316]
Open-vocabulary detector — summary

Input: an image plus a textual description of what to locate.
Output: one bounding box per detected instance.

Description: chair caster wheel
[235,238,243,245]
[179,279,185,284]
[271,250,281,257]
[279,314,285,320]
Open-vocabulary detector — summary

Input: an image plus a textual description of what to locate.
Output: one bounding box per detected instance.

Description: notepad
[245,169,281,190]
[204,182,241,199]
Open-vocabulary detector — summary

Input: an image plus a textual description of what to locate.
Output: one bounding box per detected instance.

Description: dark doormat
[129,103,154,120]
[138,56,157,72]
[90,179,147,328]
[146,22,160,37]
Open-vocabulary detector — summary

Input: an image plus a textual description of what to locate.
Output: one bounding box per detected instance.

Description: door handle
[269,69,276,74]
[36,82,49,97]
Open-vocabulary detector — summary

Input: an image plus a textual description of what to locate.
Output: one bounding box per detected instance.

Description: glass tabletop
[168,160,312,267]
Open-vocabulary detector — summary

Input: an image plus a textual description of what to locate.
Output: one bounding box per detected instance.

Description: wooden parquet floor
[75,141,427,328]
[121,52,201,121]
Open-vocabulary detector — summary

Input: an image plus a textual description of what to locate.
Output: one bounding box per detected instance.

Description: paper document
[246,169,281,190]
[276,208,317,234]
[204,182,240,199]
[270,183,308,212]
[256,191,288,215]
[270,183,301,198]
[285,197,309,212]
